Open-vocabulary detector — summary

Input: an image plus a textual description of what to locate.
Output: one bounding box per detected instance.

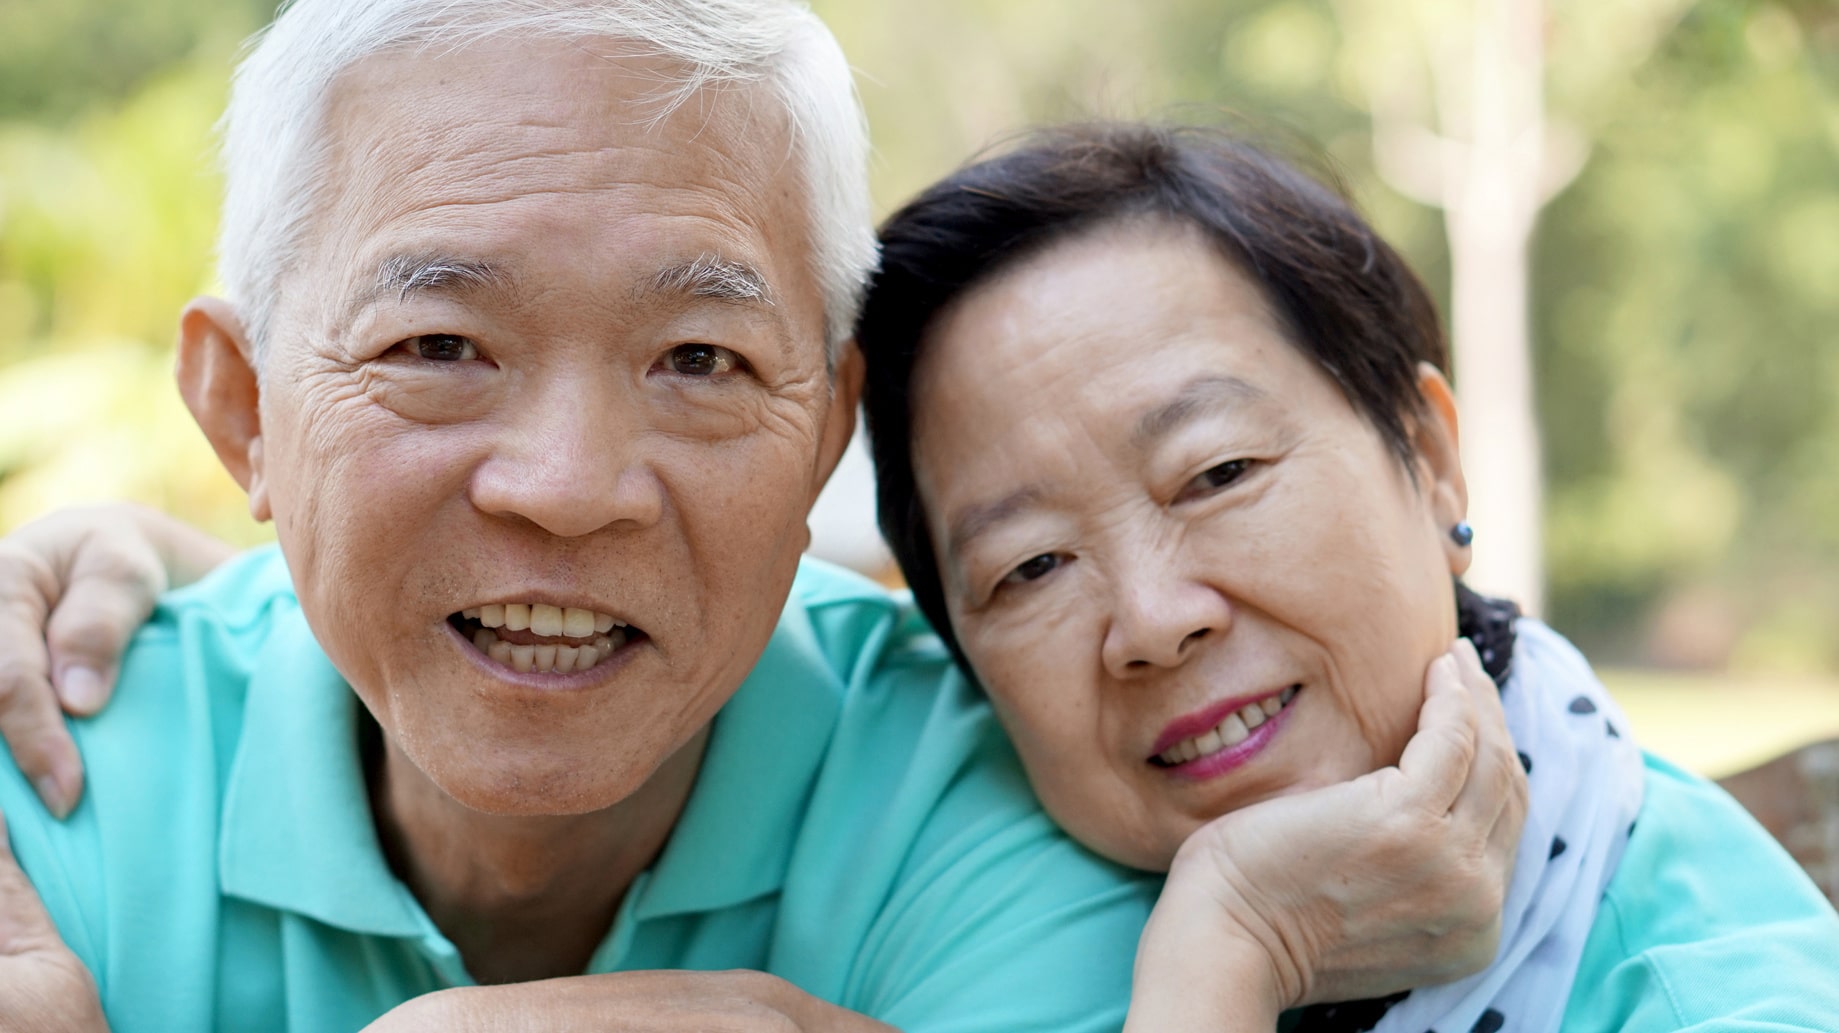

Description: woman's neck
[369,724,710,984]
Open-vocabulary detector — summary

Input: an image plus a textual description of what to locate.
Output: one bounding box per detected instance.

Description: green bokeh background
[1,0,1835,768]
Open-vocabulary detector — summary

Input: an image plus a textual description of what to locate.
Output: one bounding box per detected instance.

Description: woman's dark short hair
[857,122,1448,670]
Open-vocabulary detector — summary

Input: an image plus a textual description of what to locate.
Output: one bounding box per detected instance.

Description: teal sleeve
[0,732,110,990]
[757,585,1156,1033]
[1563,754,1839,1031]
[851,768,1159,1033]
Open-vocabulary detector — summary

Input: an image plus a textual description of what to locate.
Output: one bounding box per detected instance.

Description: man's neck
[369,724,710,984]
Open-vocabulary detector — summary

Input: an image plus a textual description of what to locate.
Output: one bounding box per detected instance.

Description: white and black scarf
[1298,589,1647,1033]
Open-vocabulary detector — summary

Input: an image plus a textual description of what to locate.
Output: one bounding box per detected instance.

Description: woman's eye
[1191,458,1253,493]
[660,343,743,377]
[402,334,479,362]
[1003,553,1062,585]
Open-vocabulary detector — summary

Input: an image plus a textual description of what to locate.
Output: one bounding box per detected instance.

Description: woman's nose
[468,385,666,539]
[1099,561,1232,677]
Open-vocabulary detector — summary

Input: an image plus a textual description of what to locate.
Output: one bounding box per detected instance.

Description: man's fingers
[1393,652,1478,815]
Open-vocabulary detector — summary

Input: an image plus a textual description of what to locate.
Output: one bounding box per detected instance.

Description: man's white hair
[219,0,876,359]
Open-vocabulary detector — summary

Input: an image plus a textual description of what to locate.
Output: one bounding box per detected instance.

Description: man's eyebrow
[646,253,776,307]
[1132,374,1266,449]
[356,253,516,317]
[946,486,1044,557]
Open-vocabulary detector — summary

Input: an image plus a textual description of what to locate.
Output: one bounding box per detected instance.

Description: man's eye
[1002,553,1062,585]
[660,343,743,377]
[1191,458,1253,493]
[402,334,479,362]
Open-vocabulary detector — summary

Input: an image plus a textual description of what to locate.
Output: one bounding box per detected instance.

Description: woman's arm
[0,804,108,1032]
[1126,640,1526,1031]
[0,504,233,816]
[366,971,898,1032]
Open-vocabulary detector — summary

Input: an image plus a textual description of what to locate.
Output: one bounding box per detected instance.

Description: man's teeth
[1158,686,1299,766]
[460,604,623,636]
[469,627,622,674]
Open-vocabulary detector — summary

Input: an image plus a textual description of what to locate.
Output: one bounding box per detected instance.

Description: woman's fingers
[0,505,194,819]
[0,544,83,818]
[1394,651,1479,816]
[0,805,60,954]
[45,536,167,716]
[0,807,108,1029]
[1447,637,1528,842]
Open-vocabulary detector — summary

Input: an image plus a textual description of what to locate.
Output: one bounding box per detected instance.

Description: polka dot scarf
[1308,602,1647,1033]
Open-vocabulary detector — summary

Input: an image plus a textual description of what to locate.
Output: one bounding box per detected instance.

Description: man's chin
[405,737,670,818]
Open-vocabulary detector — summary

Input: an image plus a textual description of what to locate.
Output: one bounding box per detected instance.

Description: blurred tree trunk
[1337,0,1574,615]
[1446,0,1549,615]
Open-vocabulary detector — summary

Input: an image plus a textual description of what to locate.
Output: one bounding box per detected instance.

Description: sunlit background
[1,0,1835,776]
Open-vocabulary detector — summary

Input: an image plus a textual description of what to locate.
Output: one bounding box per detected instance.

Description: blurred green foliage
[0,0,1833,670]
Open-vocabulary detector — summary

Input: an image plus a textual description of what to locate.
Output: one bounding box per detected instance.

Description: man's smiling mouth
[449,603,646,674]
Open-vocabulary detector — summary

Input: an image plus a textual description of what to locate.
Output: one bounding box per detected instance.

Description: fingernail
[59,665,105,713]
[35,775,72,820]
[1457,638,1484,671]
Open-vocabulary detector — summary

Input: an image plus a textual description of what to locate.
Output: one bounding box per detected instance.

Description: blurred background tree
[1,0,1834,709]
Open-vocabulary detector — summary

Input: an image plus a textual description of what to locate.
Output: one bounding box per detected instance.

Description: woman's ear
[1411,362,1470,575]
[177,298,271,523]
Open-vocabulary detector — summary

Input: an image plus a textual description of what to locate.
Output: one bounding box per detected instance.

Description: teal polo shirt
[0,547,1156,1032]
[1561,753,1839,1029]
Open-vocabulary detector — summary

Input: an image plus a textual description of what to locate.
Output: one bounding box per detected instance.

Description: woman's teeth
[458,603,629,674]
[1157,686,1298,766]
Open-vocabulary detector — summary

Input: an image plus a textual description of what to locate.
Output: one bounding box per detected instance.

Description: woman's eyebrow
[946,486,1044,556]
[1132,374,1265,450]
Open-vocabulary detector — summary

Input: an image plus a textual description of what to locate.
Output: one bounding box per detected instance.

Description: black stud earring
[1449,521,1474,547]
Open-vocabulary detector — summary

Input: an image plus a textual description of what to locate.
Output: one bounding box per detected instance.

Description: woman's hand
[1126,639,1527,1031]
[0,504,234,817]
[365,970,898,1032]
[0,807,109,1033]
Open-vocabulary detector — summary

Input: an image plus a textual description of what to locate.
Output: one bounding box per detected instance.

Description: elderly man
[0,0,1159,1027]
[0,0,1533,1029]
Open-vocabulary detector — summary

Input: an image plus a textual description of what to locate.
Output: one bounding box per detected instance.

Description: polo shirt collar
[627,601,844,920]
[218,604,428,938]
[217,580,847,936]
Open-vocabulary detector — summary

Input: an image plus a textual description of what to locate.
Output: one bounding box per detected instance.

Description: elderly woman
[3,122,1836,1031]
[850,124,1839,1031]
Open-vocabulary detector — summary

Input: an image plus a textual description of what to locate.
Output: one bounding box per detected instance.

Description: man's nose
[467,389,665,539]
[1099,550,1232,677]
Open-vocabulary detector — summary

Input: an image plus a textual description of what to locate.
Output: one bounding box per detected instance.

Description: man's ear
[809,340,865,505]
[1411,362,1470,575]
[177,298,271,523]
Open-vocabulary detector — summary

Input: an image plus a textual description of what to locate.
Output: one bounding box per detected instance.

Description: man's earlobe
[176,298,270,522]
[811,340,865,503]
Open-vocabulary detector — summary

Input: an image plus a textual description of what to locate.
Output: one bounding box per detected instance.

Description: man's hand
[1126,639,1527,1030]
[0,504,234,817]
[365,970,899,1033]
[0,807,108,1033]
